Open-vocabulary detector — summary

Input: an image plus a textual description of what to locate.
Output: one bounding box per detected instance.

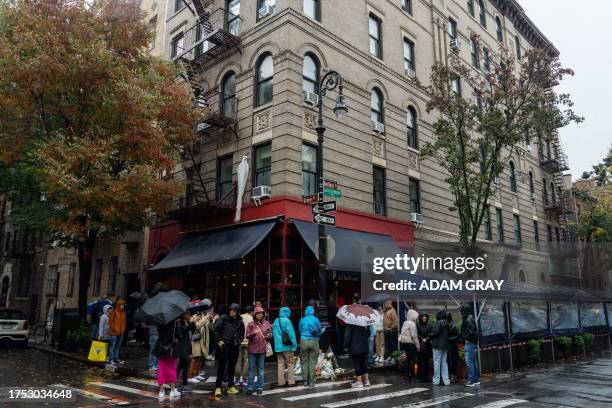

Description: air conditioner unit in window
[405,68,416,78]
[303,91,319,106]
[450,38,461,51]
[258,5,275,18]
[252,185,271,206]
[531,192,537,201]
[409,212,422,224]
[372,120,385,134]
[493,176,501,186]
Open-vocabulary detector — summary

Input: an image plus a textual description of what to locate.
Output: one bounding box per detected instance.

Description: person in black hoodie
[446,312,459,382]
[213,303,244,398]
[429,309,450,386]
[460,303,480,387]
[175,311,193,392]
[416,313,431,382]
[344,323,371,388]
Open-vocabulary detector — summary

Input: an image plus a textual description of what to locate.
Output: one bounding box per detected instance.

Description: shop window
[270,263,282,285]
[285,287,301,308]
[285,263,301,285]
[286,236,301,260]
[270,236,283,260]
[269,286,282,309]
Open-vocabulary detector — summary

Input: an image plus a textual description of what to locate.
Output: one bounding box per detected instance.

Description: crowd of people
[91,292,481,401]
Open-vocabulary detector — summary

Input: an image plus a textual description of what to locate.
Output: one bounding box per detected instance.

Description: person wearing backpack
[273,306,297,386]
[298,305,322,387]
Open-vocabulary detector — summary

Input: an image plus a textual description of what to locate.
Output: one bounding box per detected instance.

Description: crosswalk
[49,378,535,407]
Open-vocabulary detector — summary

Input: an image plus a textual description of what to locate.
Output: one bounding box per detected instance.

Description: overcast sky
[519,0,612,179]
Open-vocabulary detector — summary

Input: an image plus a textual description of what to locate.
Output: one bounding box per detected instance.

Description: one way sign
[312,200,337,214]
[313,213,336,226]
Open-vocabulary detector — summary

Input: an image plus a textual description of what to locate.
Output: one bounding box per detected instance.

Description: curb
[28,343,145,378]
[29,343,399,385]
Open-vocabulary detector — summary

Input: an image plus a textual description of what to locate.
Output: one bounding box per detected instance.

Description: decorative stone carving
[407,152,419,169]
[372,137,385,158]
[255,109,272,134]
[304,112,317,130]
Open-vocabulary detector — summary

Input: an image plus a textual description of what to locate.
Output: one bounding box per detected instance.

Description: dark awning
[150,220,277,271]
[293,220,403,273]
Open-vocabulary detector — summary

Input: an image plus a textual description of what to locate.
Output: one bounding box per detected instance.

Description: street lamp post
[315,70,347,345]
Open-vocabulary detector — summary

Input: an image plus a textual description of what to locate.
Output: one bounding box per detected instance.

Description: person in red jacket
[244,306,271,395]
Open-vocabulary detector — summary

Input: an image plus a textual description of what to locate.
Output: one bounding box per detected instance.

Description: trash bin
[52,308,81,349]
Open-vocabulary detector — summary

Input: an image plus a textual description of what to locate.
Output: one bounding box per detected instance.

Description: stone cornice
[490,0,558,55]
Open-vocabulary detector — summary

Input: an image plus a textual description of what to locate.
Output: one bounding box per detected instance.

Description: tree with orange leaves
[0,0,198,317]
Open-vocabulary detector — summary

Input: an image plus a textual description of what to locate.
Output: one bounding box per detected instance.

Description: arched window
[495,16,503,42]
[478,0,486,27]
[550,182,556,204]
[371,88,383,124]
[302,53,319,95]
[407,106,418,149]
[528,171,535,195]
[509,161,517,192]
[519,269,526,283]
[515,35,522,59]
[222,71,236,117]
[542,179,548,205]
[255,54,273,107]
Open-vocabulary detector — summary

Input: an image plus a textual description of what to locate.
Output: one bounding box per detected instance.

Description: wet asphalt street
[0,346,610,407]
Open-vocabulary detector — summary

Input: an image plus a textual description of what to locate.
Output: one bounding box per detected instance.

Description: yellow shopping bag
[88,340,108,362]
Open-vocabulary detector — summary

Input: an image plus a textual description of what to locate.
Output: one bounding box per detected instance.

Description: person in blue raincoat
[273,307,297,386]
[299,306,322,386]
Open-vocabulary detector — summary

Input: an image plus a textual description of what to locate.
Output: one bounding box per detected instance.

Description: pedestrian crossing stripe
[51,384,131,406]
[263,381,352,395]
[320,387,429,408]
[473,399,529,408]
[391,392,474,408]
[282,383,392,401]
[126,378,211,394]
[89,382,158,398]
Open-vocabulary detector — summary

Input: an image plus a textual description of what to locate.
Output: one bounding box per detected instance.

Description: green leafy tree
[421,41,582,247]
[0,0,198,316]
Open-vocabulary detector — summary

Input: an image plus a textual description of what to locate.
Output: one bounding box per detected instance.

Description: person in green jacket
[272,307,297,386]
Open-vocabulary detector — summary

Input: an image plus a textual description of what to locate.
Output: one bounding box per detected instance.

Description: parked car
[0,309,29,346]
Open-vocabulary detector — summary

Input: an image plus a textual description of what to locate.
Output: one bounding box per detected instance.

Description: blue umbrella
[87,299,112,315]
[137,290,190,325]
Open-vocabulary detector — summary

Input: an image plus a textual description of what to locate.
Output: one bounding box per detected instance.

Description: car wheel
[19,339,28,348]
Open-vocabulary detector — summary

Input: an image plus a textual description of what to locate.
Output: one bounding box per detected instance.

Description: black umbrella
[137,290,190,325]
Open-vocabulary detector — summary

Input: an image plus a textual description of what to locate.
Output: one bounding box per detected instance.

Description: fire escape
[540,134,572,238]
[170,1,242,224]
[173,2,241,137]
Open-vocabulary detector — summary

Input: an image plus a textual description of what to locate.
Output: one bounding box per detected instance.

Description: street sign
[324,187,342,198]
[324,180,338,189]
[302,194,318,204]
[312,200,337,214]
[313,213,336,226]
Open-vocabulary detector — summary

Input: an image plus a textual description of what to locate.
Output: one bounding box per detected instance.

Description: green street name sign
[324,187,342,198]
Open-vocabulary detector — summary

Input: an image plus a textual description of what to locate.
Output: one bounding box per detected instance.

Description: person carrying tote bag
[245,306,272,395]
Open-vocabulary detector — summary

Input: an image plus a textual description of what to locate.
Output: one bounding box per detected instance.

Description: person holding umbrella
[155,319,181,401]
[213,303,245,398]
[189,300,212,382]
[137,290,191,401]
[337,303,380,388]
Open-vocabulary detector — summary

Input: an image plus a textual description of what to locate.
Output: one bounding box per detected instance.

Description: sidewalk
[29,341,399,386]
